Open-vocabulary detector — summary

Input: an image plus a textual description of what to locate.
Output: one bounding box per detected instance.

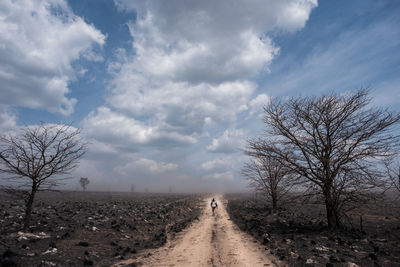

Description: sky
[0,0,399,193]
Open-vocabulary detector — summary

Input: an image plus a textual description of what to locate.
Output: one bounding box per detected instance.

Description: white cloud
[111,0,317,85]
[100,0,317,149]
[0,0,105,115]
[125,16,279,84]
[207,129,246,154]
[203,171,234,181]
[114,158,178,176]
[108,79,256,133]
[0,106,17,133]
[71,0,317,191]
[249,94,271,117]
[201,157,234,172]
[82,107,197,151]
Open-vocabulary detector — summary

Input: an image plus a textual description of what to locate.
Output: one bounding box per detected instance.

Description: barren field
[0,191,202,266]
[2,191,399,267]
[226,194,400,266]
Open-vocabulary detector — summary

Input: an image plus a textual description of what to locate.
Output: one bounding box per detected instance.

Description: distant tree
[242,154,293,210]
[0,123,87,230]
[80,177,90,192]
[247,90,400,228]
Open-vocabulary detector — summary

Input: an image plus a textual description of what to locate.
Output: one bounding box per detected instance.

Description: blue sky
[0,0,399,192]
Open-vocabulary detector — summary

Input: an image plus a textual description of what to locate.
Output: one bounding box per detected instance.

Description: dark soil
[0,191,202,266]
[226,194,400,267]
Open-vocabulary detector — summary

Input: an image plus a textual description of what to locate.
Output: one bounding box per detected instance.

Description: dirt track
[115,196,276,267]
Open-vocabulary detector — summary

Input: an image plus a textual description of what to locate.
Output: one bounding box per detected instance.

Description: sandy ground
[114,196,277,267]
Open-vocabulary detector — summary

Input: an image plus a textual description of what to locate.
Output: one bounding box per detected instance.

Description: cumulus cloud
[0,0,105,115]
[0,106,17,133]
[114,0,315,85]
[114,158,178,176]
[71,0,317,190]
[82,107,197,151]
[249,94,271,117]
[99,0,317,150]
[108,79,255,133]
[207,129,246,154]
[202,171,234,181]
[201,157,234,172]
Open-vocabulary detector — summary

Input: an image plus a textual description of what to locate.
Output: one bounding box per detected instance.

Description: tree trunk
[23,183,37,231]
[323,186,339,229]
[272,192,277,210]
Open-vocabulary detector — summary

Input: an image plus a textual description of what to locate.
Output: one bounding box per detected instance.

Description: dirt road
[114,196,277,267]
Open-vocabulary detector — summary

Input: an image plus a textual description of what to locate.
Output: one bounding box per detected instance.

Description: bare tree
[242,155,293,210]
[80,177,90,191]
[0,123,87,230]
[248,90,400,228]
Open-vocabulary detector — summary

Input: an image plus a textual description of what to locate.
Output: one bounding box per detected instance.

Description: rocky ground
[0,191,202,266]
[226,194,400,267]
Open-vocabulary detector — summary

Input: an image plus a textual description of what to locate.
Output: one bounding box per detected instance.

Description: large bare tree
[247,90,400,228]
[0,124,87,230]
[242,155,293,210]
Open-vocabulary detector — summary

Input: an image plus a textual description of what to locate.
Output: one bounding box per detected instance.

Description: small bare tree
[242,155,293,210]
[80,177,90,191]
[0,123,87,230]
[248,90,400,228]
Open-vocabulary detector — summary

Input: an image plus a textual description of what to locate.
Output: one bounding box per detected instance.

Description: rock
[39,260,57,266]
[306,258,316,265]
[17,231,50,241]
[315,246,329,252]
[42,248,57,255]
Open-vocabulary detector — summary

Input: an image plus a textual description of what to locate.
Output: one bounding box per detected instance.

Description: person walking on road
[211,198,218,216]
